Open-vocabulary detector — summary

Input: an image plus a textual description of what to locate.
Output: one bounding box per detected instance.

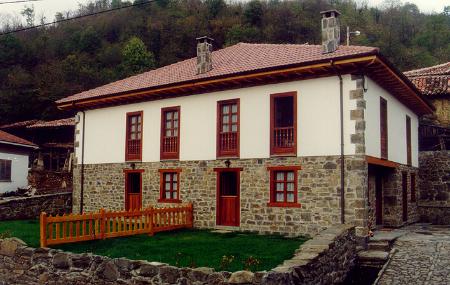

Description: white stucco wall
[365,77,419,167]
[75,75,359,164]
[0,151,29,193]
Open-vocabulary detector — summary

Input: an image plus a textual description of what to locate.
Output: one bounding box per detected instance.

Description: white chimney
[196,36,214,74]
[320,10,341,53]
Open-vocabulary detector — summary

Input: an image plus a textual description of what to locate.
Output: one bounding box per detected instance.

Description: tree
[21,5,35,27]
[121,36,156,76]
[244,0,264,27]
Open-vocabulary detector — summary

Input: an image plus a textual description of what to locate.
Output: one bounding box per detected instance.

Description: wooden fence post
[40,212,47,248]
[148,206,154,236]
[100,209,106,240]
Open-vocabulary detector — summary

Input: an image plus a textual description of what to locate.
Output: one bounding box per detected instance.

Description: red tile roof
[57,43,378,104]
[0,130,37,148]
[0,120,42,129]
[405,62,450,96]
[27,118,75,129]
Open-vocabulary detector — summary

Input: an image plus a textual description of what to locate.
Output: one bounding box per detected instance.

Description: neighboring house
[0,118,75,191]
[0,130,38,193]
[56,11,433,238]
[404,62,450,151]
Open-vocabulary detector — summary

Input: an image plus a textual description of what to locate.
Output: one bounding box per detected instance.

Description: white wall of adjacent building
[0,150,29,193]
[75,75,360,164]
[74,75,420,166]
[365,77,419,167]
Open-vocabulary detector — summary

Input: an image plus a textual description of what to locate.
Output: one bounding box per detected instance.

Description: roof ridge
[404,62,450,76]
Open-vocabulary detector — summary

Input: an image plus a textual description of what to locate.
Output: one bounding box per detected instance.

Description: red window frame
[161,106,180,160]
[125,111,143,161]
[410,173,416,202]
[380,97,388,159]
[158,169,182,203]
[217,99,240,158]
[406,115,412,166]
[270,92,297,156]
[267,166,301,208]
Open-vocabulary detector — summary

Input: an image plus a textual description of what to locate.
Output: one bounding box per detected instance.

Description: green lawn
[0,220,307,271]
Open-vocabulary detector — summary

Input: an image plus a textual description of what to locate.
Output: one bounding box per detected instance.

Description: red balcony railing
[162,136,179,157]
[218,132,238,156]
[126,139,141,160]
[273,126,295,153]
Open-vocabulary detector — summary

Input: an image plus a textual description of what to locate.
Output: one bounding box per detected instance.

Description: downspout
[80,110,86,214]
[331,60,345,224]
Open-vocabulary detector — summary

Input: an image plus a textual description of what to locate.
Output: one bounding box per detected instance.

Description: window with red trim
[217,99,239,157]
[270,92,297,156]
[268,166,301,207]
[126,111,143,161]
[380,97,388,159]
[161,107,180,160]
[158,170,181,203]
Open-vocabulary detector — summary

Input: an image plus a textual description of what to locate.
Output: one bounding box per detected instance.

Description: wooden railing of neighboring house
[419,124,450,151]
[39,203,193,248]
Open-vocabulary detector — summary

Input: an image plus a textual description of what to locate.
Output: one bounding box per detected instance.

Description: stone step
[357,250,389,268]
[367,241,390,251]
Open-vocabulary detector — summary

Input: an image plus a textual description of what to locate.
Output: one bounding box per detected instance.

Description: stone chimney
[320,10,341,53]
[196,36,214,74]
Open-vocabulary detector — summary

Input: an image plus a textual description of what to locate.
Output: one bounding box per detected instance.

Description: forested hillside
[0,0,449,123]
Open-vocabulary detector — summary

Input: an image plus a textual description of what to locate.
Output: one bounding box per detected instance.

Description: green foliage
[0,0,448,124]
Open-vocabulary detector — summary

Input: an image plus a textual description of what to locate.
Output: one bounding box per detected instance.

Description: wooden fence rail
[40,203,193,248]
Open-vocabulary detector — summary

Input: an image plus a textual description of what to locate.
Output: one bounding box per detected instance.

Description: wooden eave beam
[366,156,399,168]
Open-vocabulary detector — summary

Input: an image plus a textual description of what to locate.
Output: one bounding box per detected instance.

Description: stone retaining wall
[0,193,72,220]
[418,151,450,224]
[0,225,355,285]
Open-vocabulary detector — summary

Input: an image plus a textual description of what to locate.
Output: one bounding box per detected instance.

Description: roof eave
[0,140,39,149]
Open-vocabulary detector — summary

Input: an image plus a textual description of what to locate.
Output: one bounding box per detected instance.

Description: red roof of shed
[0,130,37,148]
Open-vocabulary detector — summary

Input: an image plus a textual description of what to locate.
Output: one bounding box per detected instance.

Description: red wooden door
[125,171,143,211]
[217,170,240,226]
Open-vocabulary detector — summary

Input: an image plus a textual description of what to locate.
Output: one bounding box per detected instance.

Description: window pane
[137,116,141,123]
[173,174,177,182]
[287,172,294,181]
[165,191,171,199]
[276,172,284,181]
[173,119,178,128]
[171,191,177,199]
[173,112,178,119]
[131,133,136,140]
[166,121,172,129]
[137,125,141,132]
[131,116,137,124]
[137,133,141,140]
[165,173,171,181]
[274,96,294,128]
[165,182,171,190]
[131,125,136,132]
[166,130,171,137]
[276,183,284,191]
[287,182,294,192]
[232,115,237,123]
[222,105,229,114]
[173,129,178,137]
[223,115,229,122]
[231,125,237,132]
[287,193,295,203]
[231,104,237,113]
[276,193,284,202]
[166,112,172,120]
[223,124,229,132]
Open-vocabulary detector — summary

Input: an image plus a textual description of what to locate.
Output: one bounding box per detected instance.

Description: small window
[411,173,416,203]
[380,97,388,159]
[406,115,412,166]
[270,92,297,156]
[0,159,12,182]
[161,107,180,160]
[267,166,301,207]
[158,169,181,203]
[126,111,143,161]
[217,99,239,157]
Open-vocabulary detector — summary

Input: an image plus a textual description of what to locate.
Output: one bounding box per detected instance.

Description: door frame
[124,169,144,210]
[214,167,243,227]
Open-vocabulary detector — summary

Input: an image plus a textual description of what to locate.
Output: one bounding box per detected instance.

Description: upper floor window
[126,111,143,161]
[380,97,388,159]
[0,159,11,182]
[406,115,412,166]
[158,169,181,203]
[270,92,297,156]
[161,107,180,160]
[217,99,239,158]
[267,166,301,208]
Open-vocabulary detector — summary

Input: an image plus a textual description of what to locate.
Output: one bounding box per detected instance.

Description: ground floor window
[267,166,301,207]
[0,159,11,182]
[159,169,181,203]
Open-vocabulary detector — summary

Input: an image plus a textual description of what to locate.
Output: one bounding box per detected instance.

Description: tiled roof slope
[27,118,75,128]
[57,43,378,104]
[0,130,37,148]
[405,62,450,96]
[0,120,42,129]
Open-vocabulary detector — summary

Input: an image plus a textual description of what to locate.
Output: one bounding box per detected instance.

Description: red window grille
[267,166,301,208]
[270,92,297,156]
[217,99,239,157]
[158,169,181,203]
[125,111,143,161]
[161,107,180,160]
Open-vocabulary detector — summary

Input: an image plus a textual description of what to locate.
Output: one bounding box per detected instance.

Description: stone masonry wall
[72,156,367,237]
[0,193,72,221]
[0,225,356,285]
[418,151,450,224]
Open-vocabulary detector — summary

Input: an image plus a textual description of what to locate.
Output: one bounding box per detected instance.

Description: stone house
[0,130,38,193]
[56,11,433,238]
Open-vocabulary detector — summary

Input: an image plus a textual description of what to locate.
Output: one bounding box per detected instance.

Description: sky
[0,0,448,25]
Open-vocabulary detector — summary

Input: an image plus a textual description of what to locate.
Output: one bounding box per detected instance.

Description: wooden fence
[39,203,193,248]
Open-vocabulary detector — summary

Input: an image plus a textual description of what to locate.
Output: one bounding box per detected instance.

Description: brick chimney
[196,36,213,74]
[320,10,341,53]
